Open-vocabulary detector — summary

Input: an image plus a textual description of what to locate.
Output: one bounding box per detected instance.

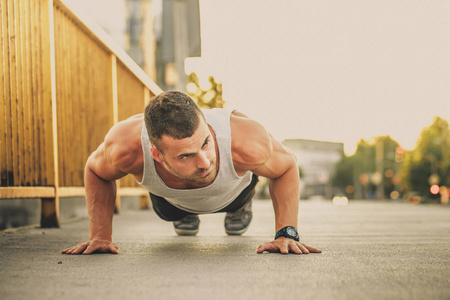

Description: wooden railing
[0,0,163,227]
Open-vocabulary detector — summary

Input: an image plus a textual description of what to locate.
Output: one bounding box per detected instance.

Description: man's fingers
[304,244,322,253]
[82,242,104,255]
[258,240,322,254]
[82,243,97,255]
[257,242,278,253]
[257,244,269,253]
[298,243,310,254]
[280,244,289,254]
[101,243,119,254]
[61,241,118,255]
[64,248,75,254]
[83,242,119,255]
[72,243,89,255]
[61,247,74,254]
[258,243,289,254]
[110,244,119,254]
[62,245,82,254]
[289,243,303,254]
[62,242,90,255]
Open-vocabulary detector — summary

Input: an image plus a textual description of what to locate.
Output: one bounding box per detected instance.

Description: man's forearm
[84,165,117,241]
[269,163,300,232]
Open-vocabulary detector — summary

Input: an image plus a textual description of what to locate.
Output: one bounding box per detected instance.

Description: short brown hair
[144,91,204,150]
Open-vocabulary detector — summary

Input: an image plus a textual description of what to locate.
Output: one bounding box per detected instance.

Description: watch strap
[275,226,300,242]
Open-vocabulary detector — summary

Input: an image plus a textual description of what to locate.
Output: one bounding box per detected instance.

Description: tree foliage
[331,117,450,202]
[186,72,225,109]
[332,136,400,199]
[400,117,450,200]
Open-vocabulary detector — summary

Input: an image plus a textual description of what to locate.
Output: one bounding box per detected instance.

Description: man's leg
[149,193,200,236]
[219,174,259,235]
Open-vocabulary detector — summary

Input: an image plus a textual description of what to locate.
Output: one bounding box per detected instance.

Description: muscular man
[62,91,321,255]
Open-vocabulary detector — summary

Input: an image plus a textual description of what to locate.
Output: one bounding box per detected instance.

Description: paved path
[1,199,449,300]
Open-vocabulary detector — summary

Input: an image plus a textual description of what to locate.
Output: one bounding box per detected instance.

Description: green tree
[186,72,225,109]
[332,155,355,193]
[332,140,372,198]
[332,136,400,199]
[401,117,450,201]
[298,166,304,178]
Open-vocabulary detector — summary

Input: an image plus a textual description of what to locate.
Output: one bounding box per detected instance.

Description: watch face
[286,227,297,236]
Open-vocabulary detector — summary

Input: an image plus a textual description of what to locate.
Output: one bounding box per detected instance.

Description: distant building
[282,139,344,199]
[75,0,155,78]
[155,0,201,91]
[75,0,201,89]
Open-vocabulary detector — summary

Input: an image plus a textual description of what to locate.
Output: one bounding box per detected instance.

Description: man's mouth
[197,167,211,177]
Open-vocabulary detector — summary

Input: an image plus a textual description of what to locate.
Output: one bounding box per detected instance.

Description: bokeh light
[345,185,354,194]
[385,169,394,178]
[392,175,401,185]
[359,173,369,186]
[395,147,405,163]
[333,196,349,206]
[430,185,440,195]
[371,172,382,185]
[390,191,400,200]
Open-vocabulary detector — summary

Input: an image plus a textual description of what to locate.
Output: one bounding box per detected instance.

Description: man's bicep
[86,144,127,182]
[251,138,296,179]
[231,113,296,179]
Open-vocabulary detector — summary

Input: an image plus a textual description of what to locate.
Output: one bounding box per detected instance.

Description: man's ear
[150,146,164,163]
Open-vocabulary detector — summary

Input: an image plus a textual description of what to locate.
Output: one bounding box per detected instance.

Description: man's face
[155,118,217,186]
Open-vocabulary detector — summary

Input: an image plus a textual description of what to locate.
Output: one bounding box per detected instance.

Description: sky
[74,0,450,155]
[185,0,450,154]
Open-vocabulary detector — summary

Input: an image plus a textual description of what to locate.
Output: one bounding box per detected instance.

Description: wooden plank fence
[0,0,163,227]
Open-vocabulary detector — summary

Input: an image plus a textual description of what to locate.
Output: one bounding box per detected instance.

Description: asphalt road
[1,199,449,300]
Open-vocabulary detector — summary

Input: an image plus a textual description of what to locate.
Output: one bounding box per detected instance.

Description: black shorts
[150,174,259,221]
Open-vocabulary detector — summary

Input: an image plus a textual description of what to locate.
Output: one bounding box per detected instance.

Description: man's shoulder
[103,114,144,173]
[106,113,143,138]
[230,111,273,168]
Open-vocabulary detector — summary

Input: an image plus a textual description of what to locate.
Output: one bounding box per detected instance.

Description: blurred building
[282,139,344,199]
[75,0,201,90]
[155,0,201,91]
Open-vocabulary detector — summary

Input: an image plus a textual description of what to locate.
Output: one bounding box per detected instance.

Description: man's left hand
[257,237,322,254]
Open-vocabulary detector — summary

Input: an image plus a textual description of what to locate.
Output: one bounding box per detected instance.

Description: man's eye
[202,139,210,148]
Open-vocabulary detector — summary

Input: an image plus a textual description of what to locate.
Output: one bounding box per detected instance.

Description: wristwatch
[275,226,300,242]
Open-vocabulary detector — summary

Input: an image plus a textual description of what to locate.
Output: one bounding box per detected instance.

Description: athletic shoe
[224,201,253,235]
[173,215,200,236]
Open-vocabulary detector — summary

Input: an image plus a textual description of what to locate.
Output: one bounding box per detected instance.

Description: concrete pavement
[1,199,449,300]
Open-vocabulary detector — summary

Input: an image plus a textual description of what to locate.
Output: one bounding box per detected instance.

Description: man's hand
[61,239,119,255]
[257,237,322,254]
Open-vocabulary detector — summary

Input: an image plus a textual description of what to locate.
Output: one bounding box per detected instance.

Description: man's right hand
[61,239,119,255]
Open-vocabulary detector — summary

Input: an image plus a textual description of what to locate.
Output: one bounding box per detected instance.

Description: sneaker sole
[225,227,249,236]
[174,228,199,236]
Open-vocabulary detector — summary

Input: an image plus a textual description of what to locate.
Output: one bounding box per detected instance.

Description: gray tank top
[136,108,253,214]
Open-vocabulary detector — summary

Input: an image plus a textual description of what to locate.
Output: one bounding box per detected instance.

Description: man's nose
[197,151,210,169]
